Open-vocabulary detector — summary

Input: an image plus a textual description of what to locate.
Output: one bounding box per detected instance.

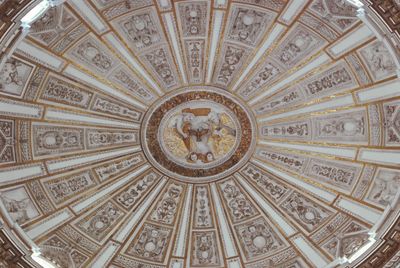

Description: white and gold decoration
[0,0,399,268]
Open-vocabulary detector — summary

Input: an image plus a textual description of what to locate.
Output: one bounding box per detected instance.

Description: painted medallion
[142,87,255,182]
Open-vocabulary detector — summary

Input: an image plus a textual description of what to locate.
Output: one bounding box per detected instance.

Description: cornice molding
[357,213,400,267]
[0,215,37,268]
[363,0,400,48]
[0,0,40,67]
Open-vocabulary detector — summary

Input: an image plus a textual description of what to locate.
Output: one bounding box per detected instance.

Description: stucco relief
[358,40,397,81]
[142,89,255,182]
[0,1,397,267]
[1,186,40,225]
[0,58,34,98]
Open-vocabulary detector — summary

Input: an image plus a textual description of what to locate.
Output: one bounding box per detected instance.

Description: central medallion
[160,100,239,168]
[142,87,255,182]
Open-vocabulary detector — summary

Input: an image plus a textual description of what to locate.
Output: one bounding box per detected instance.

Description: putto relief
[0,58,34,98]
[214,44,249,87]
[383,100,400,146]
[358,40,397,81]
[115,7,163,51]
[272,23,326,69]
[191,231,221,266]
[142,46,178,89]
[161,103,237,166]
[68,34,116,75]
[142,88,255,182]
[308,0,359,32]
[177,1,209,37]
[1,186,40,225]
[226,4,276,47]
[365,168,400,207]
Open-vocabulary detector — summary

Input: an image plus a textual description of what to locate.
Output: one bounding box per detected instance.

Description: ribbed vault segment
[0,0,399,268]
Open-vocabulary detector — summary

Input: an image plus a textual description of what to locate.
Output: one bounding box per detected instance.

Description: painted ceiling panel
[0,0,399,268]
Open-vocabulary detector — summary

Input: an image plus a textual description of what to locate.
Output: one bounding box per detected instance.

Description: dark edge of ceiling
[0,0,399,267]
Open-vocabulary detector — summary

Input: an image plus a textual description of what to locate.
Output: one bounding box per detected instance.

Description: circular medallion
[142,87,256,182]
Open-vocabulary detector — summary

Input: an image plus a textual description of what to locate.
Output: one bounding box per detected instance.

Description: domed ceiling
[0,0,399,267]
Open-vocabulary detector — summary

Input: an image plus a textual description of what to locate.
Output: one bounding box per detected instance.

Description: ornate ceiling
[0,0,399,267]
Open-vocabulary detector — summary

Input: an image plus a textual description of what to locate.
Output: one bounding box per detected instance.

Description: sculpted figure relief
[367,169,400,206]
[171,107,236,164]
[144,91,253,180]
[76,41,112,71]
[309,0,358,32]
[180,2,208,37]
[123,12,160,49]
[217,45,247,85]
[1,187,39,225]
[279,31,313,65]
[273,24,325,69]
[359,41,397,81]
[0,58,33,97]
[0,59,23,87]
[2,196,32,224]
[145,48,176,87]
[383,101,400,145]
[228,7,269,46]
